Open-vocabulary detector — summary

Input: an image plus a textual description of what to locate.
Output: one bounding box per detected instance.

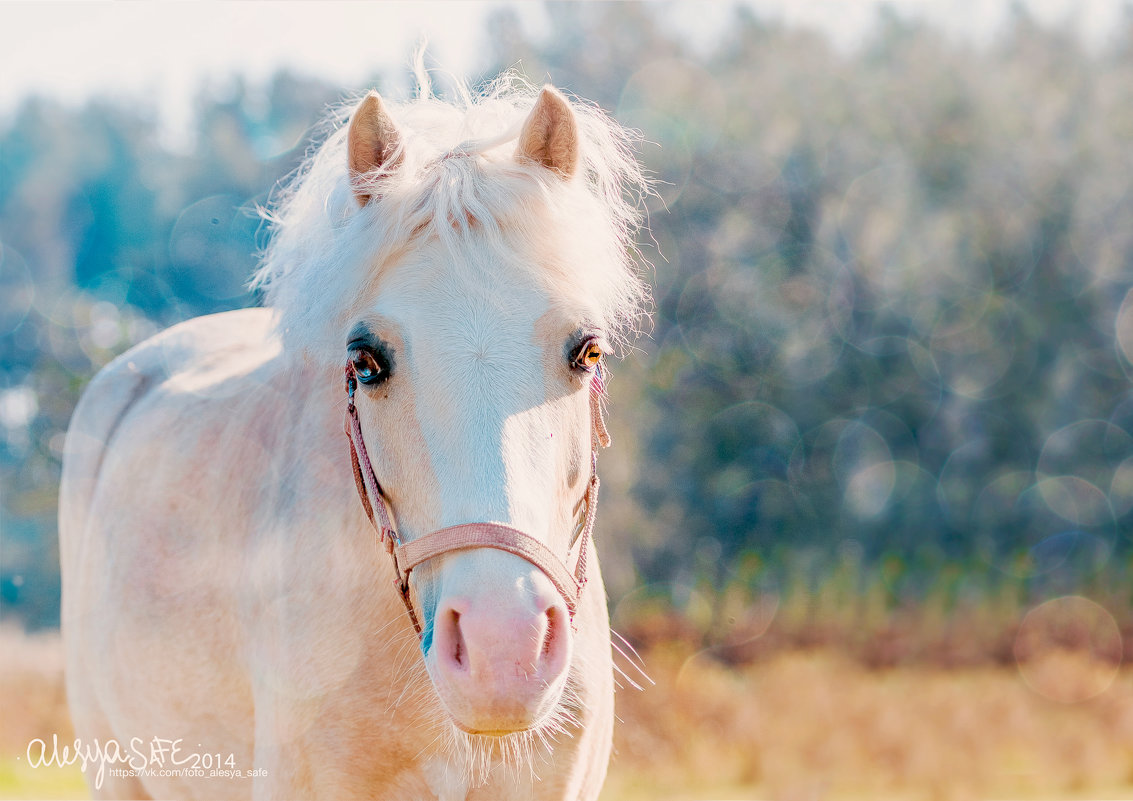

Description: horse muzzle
[423,545,574,734]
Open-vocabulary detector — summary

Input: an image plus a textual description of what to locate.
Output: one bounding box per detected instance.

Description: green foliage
[2,4,1132,627]
[479,5,1133,603]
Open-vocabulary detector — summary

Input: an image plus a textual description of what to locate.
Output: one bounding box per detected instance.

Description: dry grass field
[0,628,85,800]
[607,645,1133,801]
[3,602,1133,801]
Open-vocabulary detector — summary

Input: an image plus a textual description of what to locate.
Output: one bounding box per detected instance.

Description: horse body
[60,76,645,800]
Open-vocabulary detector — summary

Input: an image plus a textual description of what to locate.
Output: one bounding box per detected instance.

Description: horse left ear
[516,86,579,179]
[348,91,402,206]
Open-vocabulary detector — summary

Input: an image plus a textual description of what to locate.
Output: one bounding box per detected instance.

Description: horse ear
[348,91,402,206]
[515,86,579,179]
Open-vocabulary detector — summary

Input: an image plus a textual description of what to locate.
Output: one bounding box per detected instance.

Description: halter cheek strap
[343,362,609,638]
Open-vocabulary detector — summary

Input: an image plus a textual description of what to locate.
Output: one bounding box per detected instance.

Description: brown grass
[0,627,82,800]
[606,642,1133,801]
[4,618,1133,801]
[0,627,72,755]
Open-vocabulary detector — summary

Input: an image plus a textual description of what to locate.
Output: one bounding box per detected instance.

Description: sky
[0,0,1127,140]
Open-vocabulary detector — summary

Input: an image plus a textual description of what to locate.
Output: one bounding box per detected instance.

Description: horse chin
[432,676,567,737]
[449,718,543,737]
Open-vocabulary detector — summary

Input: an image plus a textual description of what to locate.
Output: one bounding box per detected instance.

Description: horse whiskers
[382,632,429,711]
[612,629,649,666]
[387,630,421,676]
[391,670,429,713]
[409,728,447,765]
[610,628,654,689]
[428,685,585,790]
[370,609,410,640]
[612,661,645,692]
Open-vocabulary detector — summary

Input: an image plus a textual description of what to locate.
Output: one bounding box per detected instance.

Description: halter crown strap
[343,362,607,638]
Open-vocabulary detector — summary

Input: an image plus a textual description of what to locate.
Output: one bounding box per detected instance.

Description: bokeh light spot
[844,460,896,520]
[1014,596,1121,704]
[1036,475,1113,528]
[1116,287,1133,367]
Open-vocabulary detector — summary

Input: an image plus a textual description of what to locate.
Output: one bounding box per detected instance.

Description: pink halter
[343,362,610,637]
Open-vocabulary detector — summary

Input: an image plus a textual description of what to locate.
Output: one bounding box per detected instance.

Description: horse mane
[253,68,651,364]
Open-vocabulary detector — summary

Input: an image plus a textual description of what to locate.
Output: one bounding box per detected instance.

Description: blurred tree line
[2,4,1132,629]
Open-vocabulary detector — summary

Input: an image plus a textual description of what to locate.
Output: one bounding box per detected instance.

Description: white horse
[59,74,648,800]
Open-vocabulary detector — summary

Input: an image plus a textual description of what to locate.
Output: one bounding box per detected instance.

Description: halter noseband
[342,362,610,638]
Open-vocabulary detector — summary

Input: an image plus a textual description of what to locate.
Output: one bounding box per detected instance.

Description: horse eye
[350,347,388,385]
[571,338,603,372]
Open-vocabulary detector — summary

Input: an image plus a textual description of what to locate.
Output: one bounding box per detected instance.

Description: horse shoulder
[60,308,279,546]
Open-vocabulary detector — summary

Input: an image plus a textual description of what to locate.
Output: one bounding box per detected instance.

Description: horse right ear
[516,86,579,179]
[348,92,402,206]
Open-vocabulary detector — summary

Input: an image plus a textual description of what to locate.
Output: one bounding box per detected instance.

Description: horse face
[348,240,599,733]
[345,88,600,735]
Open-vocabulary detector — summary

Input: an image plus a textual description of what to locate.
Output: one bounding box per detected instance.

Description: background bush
[2,4,1132,630]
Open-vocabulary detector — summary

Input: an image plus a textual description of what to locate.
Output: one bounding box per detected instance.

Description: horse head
[271,83,647,736]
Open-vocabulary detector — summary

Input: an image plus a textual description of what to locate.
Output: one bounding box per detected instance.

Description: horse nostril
[435,602,468,673]
[450,610,464,668]
[541,607,558,660]
[542,603,572,681]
